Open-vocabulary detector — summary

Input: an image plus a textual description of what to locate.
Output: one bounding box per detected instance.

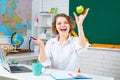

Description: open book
[49,72,92,80]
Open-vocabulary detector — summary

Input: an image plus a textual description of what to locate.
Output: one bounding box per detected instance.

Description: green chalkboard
[69,0,120,45]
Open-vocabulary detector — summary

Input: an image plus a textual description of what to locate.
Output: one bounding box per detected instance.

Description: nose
[61,22,65,26]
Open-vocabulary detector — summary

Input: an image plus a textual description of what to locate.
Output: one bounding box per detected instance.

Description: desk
[7,52,39,61]
[6,52,39,65]
[0,65,114,80]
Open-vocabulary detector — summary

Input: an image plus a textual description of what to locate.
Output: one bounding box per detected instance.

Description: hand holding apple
[74,8,90,27]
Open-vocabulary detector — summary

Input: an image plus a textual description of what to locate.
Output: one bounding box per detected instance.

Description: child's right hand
[31,35,44,47]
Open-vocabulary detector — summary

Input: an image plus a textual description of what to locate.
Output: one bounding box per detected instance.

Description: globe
[11,32,24,48]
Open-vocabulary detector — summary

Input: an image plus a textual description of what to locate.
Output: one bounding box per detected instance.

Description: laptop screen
[0,48,32,73]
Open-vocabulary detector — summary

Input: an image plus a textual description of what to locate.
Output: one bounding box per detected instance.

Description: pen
[30,36,37,40]
[68,73,74,77]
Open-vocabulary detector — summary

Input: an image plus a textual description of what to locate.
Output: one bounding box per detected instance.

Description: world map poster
[0,0,32,36]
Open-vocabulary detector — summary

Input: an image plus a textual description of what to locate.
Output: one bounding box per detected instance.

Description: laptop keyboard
[10,66,22,71]
[10,65,32,72]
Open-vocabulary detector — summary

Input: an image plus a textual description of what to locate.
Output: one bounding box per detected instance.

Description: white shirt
[39,36,89,72]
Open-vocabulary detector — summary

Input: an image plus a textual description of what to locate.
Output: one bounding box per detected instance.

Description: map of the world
[0,0,32,36]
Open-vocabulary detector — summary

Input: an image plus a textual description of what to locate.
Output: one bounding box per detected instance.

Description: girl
[32,8,90,72]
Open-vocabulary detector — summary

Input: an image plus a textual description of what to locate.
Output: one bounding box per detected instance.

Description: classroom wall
[0,36,11,44]
[0,0,69,44]
[79,48,120,80]
[32,0,69,21]
[32,0,69,35]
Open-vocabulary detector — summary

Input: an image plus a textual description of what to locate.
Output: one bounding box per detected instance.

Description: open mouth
[60,29,67,31]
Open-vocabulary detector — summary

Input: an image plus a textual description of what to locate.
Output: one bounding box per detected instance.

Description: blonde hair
[52,13,75,35]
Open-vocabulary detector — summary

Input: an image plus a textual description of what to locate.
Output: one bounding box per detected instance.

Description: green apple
[76,5,84,14]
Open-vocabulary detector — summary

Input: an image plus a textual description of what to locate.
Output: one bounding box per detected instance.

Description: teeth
[61,29,66,31]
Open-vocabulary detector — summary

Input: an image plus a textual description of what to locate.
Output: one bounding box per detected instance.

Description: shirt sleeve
[38,39,52,68]
[65,37,90,72]
[74,37,90,55]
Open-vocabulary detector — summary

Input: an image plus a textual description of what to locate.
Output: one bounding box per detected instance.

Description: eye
[57,22,61,25]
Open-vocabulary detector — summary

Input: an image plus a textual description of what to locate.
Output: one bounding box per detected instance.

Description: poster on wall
[0,0,32,37]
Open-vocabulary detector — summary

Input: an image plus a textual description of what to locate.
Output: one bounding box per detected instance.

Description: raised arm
[31,35,47,62]
[73,8,90,47]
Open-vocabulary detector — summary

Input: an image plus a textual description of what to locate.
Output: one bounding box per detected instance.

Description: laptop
[0,48,32,73]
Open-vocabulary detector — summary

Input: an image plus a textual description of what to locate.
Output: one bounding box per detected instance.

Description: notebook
[49,72,92,80]
[0,48,32,73]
